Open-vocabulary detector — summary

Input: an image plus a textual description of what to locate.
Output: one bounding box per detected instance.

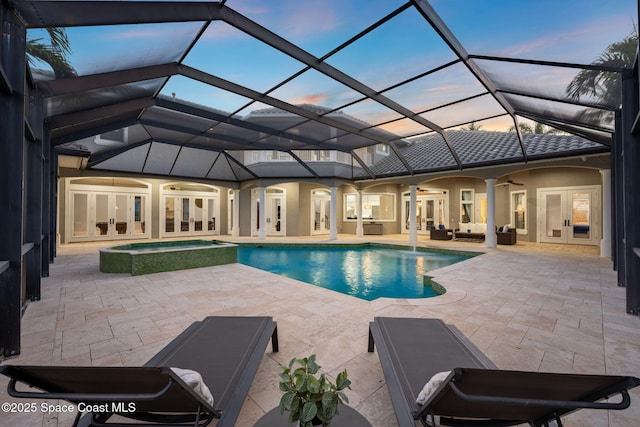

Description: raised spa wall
[99,240,237,276]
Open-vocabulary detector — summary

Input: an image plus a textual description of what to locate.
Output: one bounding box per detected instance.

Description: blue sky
[29,0,637,133]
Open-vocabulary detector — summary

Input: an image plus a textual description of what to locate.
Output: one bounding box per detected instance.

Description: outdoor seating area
[1,236,639,427]
[497,228,517,245]
[454,223,487,241]
[3,4,640,427]
[429,227,453,241]
[368,317,640,427]
[1,316,278,427]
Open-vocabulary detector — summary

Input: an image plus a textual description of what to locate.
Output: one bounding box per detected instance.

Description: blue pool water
[237,245,470,301]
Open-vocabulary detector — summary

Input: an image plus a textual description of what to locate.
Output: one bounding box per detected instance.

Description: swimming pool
[237,244,473,300]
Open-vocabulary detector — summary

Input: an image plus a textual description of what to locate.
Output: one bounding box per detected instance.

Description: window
[376,144,390,155]
[511,190,527,233]
[475,193,487,224]
[344,193,395,221]
[460,189,474,223]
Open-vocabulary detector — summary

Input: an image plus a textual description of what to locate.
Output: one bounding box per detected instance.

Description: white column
[330,187,337,240]
[258,187,266,240]
[600,169,612,258]
[356,190,363,238]
[485,178,497,248]
[409,185,417,245]
[232,189,240,237]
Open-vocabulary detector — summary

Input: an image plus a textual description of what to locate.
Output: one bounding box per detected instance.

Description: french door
[538,186,600,245]
[403,195,447,234]
[162,195,218,237]
[69,191,149,241]
[311,191,331,235]
[252,188,286,236]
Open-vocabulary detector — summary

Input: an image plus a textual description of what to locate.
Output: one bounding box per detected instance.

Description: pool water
[237,245,471,300]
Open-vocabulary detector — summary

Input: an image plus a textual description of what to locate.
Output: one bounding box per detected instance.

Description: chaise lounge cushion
[171,367,214,406]
[458,223,487,234]
[416,371,450,405]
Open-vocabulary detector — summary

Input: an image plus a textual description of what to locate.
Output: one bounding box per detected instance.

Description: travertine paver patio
[1,236,639,427]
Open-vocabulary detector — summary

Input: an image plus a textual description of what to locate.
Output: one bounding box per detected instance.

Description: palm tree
[566,31,637,108]
[509,122,562,134]
[27,28,76,78]
[463,122,483,131]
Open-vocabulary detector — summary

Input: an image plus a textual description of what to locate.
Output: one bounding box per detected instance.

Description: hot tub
[99,240,237,275]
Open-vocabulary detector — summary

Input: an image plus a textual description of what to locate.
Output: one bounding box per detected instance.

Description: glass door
[311,191,331,235]
[160,187,220,238]
[113,194,130,236]
[268,195,284,235]
[539,187,598,245]
[133,195,147,236]
[66,178,151,243]
[402,192,448,234]
[71,192,90,238]
[70,192,141,240]
[252,187,286,236]
[569,192,592,243]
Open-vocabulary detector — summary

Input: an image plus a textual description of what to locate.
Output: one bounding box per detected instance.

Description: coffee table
[253,406,372,427]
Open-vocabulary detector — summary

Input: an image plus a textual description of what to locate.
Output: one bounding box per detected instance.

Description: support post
[621,72,640,315]
[356,190,363,238]
[485,179,496,248]
[232,189,240,237]
[600,169,612,259]
[0,4,26,358]
[258,187,266,240]
[329,187,337,240]
[409,185,417,245]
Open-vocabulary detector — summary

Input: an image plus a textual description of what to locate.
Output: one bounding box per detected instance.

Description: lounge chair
[1,316,278,427]
[368,317,640,427]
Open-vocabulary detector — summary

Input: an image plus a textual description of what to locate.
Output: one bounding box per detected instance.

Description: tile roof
[365,130,608,177]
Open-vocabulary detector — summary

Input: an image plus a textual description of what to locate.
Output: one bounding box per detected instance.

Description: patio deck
[1,235,639,427]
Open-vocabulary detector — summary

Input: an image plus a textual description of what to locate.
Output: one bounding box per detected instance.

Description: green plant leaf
[279,382,291,392]
[338,391,349,404]
[279,372,291,382]
[336,370,350,390]
[290,396,301,412]
[301,401,318,422]
[307,375,320,394]
[295,375,307,392]
[321,391,338,408]
[279,392,294,413]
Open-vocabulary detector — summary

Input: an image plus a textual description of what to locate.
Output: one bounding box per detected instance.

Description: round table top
[253,406,372,427]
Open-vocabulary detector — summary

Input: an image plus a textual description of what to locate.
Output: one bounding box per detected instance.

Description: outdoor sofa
[368,317,640,427]
[496,227,517,245]
[1,316,278,427]
[429,225,453,240]
[454,222,486,241]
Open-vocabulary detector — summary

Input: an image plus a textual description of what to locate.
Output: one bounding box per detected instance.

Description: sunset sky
[29,0,637,134]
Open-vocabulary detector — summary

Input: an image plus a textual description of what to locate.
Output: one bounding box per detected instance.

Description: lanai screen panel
[325,6,458,91]
[27,22,203,81]
[503,93,616,132]
[431,0,637,65]
[382,62,487,114]
[160,76,253,116]
[143,142,182,175]
[182,21,306,94]
[92,143,151,173]
[264,69,364,111]
[46,78,165,117]
[16,0,637,181]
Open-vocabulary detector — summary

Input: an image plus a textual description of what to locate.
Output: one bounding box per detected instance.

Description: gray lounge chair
[368,317,640,427]
[1,316,278,427]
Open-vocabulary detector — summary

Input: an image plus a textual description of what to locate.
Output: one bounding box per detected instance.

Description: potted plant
[278,354,351,426]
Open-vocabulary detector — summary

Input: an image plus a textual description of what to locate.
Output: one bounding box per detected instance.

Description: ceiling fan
[495,179,524,187]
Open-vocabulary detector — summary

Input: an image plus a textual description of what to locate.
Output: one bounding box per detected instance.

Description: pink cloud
[291,93,329,105]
